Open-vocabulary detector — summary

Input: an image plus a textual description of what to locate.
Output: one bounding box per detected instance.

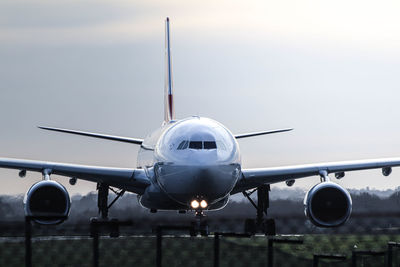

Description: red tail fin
[164,17,175,122]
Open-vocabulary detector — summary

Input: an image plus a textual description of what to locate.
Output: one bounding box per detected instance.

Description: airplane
[3,17,400,235]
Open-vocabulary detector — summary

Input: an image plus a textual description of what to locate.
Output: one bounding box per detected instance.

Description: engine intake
[304,182,352,227]
[24,180,70,225]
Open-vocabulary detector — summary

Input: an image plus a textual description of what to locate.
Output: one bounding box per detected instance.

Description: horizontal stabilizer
[38,126,143,145]
[234,128,293,139]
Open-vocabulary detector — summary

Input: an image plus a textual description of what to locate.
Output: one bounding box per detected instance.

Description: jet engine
[304,182,352,227]
[24,180,71,224]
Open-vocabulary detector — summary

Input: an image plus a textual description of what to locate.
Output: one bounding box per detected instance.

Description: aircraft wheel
[264,219,276,236]
[109,219,120,238]
[190,222,198,237]
[244,219,256,235]
[200,221,209,237]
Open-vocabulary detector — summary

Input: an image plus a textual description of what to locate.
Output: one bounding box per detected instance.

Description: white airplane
[3,17,400,235]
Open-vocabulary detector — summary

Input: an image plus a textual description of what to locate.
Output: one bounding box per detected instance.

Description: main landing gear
[243,184,276,236]
[96,183,126,220]
[190,210,209,237]
[90,183,126,237]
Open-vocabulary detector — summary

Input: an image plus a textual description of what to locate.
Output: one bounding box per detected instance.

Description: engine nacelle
[24,180,71,225]
[304,182,352,227]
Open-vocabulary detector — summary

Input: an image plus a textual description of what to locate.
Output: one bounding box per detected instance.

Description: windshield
[177,140,218,150]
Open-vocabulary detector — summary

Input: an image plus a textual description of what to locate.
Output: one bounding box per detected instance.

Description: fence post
[214,233,220,267]
[156,226,162,267]
[352,251,357,267]
[313,255,319,267]
[387,242,400,267]
[24,216,32,267]
[268,238,273,267]
[91,223,99,267]
[388,243,393,267]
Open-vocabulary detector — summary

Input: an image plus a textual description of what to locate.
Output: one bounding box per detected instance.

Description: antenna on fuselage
[164,17,175,123]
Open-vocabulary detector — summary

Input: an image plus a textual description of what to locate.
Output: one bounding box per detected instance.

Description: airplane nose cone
[155,164,240,206]
[193,168,215,188]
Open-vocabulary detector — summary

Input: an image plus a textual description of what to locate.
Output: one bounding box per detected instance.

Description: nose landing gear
[243,184,276,236]
[190,210,209,236]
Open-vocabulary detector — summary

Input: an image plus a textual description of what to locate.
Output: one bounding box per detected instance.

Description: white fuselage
[137,117,241,211]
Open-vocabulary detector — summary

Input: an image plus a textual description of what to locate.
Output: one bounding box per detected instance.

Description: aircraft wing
[232,157,400,193]
[0,158,151,194]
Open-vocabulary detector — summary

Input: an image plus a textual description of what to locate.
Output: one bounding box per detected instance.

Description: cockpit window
[189,141,203,149]
[177,140,189,150]
[177,140,221,150]
[204,141,217,149]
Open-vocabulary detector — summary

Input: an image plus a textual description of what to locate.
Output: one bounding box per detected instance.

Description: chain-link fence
[1,214,400,266]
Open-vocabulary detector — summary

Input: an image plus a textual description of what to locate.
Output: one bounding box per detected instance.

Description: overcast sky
[1,0,400,195]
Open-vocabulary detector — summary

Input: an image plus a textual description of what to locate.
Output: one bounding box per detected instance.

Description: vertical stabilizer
[164,17,175,122]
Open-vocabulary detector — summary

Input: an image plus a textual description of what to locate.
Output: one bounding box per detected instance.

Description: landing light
[200,200,208,208]
[191,200,200,209]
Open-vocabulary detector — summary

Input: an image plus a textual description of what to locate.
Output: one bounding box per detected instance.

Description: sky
[1,0,400,195]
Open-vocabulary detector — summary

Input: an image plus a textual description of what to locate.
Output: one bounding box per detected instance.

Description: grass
[0,234,399,266]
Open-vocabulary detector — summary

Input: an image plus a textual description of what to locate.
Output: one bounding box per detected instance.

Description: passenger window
[204,141,217,149]
[189,141,202,149]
